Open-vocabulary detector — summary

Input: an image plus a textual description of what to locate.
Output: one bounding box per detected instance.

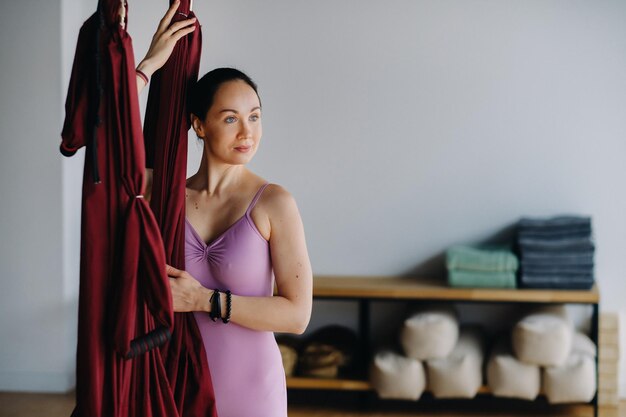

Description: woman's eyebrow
[219,106,261,114]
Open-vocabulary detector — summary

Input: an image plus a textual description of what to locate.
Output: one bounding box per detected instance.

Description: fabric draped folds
[144,1,218,416]
[60,0,217,415]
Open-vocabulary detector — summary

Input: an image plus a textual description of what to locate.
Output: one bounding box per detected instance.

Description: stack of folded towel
[446,245,518,288]
[516,216,595,289]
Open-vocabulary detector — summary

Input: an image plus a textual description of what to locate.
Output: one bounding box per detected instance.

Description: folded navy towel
[520,251,594,266]
[517,216,592,241]
[518,216,591,231]
[518,229,591,240]
[518,236,595,252]
[521,265,594,275]
[519,275,595,290]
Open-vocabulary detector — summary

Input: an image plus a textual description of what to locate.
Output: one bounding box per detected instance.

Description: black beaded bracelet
[209,289,221,322]
[222,290,232,324]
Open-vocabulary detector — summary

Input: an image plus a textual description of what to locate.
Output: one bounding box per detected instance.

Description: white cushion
[369,350,426,400]
[511,305,573,366]
[543,332,597,404]
[400,305,459,360]
[487,338,541,400]
[426,327,484,399]
[571,331,597,357]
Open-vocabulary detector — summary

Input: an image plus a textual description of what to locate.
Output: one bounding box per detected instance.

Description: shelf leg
[358,299,371,410]
[358,299,370,369]
[591,302,599,417]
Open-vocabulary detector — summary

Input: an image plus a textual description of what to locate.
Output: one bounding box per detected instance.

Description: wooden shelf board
[287,378,511,397]
[312,276,599,304]
[287,377,371,391]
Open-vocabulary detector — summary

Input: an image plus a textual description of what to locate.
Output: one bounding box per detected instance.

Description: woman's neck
[191,149,246,197]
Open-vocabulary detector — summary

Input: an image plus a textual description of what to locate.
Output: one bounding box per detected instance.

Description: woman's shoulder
[248,181,301,240]
[246,171,292,203]
[261,183,296,206]
[257,182,300,220]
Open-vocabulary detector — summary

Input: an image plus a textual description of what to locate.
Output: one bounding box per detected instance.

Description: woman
[136,3,313,416]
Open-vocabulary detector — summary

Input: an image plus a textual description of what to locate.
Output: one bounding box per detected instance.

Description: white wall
[137,0,626,397]
[0,0,74,392]
[1,0,624,396]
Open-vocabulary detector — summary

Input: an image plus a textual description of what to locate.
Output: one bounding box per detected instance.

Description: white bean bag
[511,305,573,366]
[487,338,541,400]
[543,332,597,404]
[426,327,484,399]
[571,331,597,357]
[369,350,426,400]
[400,305,459,360]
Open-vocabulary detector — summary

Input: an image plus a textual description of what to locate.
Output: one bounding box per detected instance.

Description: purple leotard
[185,183,287,417]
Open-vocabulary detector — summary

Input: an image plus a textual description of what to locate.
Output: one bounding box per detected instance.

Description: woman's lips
[235,146,251,153]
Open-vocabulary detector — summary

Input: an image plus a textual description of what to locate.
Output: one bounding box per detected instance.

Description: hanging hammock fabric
[60,1,181,416]
[143,1,218,415]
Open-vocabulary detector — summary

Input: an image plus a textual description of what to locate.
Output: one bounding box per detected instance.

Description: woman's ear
[190,114,205,139]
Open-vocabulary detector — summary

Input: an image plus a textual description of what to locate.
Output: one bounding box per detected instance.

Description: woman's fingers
[166,264,182,277]
[139,6,197,79]
[171,25,196,42]
[165,18,197,37]
[168,272,201,313]
[157,0,181,33]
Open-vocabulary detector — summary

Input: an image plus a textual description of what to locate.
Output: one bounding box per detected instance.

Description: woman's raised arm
[135,0,197,95]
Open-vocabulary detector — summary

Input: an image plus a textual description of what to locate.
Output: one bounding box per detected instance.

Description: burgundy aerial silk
[60,1,186,416]
[143,2,218,416]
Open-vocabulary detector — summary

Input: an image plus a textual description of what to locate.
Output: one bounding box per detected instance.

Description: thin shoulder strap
[246,183,270,216]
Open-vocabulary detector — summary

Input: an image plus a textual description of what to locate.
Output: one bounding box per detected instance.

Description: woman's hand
[136,1,197,78]
[166,264,211,313]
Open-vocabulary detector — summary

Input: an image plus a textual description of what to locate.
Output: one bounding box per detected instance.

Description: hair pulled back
[188,67,260,121]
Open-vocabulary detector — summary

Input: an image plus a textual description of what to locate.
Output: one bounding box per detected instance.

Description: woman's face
[194,79,262,166]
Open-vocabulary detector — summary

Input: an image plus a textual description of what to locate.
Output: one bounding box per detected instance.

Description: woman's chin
[228,152,256,165]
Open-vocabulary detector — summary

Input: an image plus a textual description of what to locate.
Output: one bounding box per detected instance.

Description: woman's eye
[225,116,237,123]
[249,114,260,122]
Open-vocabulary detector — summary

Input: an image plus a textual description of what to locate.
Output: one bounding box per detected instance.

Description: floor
[0,391,623,417]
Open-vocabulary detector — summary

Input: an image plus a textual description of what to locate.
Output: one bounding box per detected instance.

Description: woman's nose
[239,120,252,138]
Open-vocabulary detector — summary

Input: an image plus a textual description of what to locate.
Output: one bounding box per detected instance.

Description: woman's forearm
[135,60,156,95]
[136,73,147,95]
[200,290,311,335]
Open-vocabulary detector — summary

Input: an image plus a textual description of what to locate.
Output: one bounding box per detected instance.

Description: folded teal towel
[448,270,517,289]
[446,245,519,272]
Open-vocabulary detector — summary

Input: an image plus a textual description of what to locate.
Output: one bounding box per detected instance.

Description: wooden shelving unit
[310,275,599,303]
[286,376,492,395]
[287,377,371,391]
[286,275,600,416]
